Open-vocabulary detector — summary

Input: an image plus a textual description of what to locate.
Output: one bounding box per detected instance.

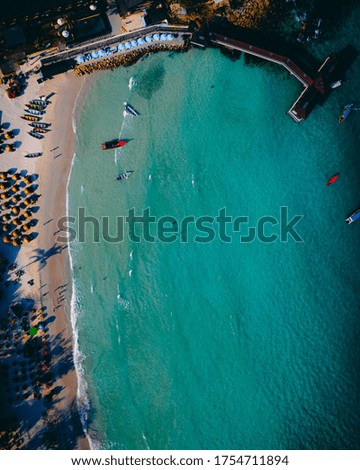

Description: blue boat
[339,103,353,123]
[346,209,360,224]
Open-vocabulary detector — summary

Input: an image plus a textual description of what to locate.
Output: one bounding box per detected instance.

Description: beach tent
[145,36,152,43]
[153,34,160,41]
[131,40,138,48]
[166,34,173,41]
[125,42,131,50]
[160,34,167,41]
[118,43,125,51]
[137,38,145,45]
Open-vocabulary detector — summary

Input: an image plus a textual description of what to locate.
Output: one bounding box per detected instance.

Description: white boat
[330,80,342,89]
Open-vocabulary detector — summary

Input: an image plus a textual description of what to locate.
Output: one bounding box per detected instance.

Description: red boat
[326,173,339,186]
[101,139,128,150]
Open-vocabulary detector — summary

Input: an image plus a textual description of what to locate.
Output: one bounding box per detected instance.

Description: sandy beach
[0,69,92,449]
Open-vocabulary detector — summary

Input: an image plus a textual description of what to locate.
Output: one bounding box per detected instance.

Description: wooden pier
[209,32,340,122]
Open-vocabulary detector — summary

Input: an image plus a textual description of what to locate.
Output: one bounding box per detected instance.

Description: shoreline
[0,70,95,449]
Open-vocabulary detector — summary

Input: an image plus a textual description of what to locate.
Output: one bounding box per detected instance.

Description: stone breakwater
[73,42,190,76]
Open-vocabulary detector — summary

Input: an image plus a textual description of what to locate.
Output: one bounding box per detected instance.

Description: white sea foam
[191,174,195,188]
[142,432,150,450]
[129,76,137,90]
[81,185,84,194]
[128,269,132,277]
[148,174,152,180]
[129,250,133,260]
[90,284,93,294]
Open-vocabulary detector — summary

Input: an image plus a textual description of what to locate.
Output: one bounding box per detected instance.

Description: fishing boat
[25,108,43,116]
[102,139,129,150]
[29,122,50,129]
[24,152,42,158]
[346,208,360,224]
[28,131,44,140]
[30,99,48,107]
[339,103,354,123]
[330,80,342,89]
[116,170,134,181]
[26,103,45,111]
[21,115,40,122]
[326,174,339,186]
[124,102,140,116]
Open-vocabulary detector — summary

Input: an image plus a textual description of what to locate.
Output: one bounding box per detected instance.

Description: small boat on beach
[21,115,40,122]
[24,152,42,158]
[124,102,140,116]
[34,128,48,134]
[326,174,339,186]
[30,99,49,107]
[25,108,43,116]
[26,103,45,111]
[29,122,50,129]
[346,208,360,224]
[28,131,44,140]
[339,103,354,123]
[116,170,134,181]
[102,139,129,150]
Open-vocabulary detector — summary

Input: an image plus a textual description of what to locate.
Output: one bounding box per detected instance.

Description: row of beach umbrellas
[76,34,175,64]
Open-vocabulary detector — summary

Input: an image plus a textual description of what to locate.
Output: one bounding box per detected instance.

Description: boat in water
[24,152,42,158]
[102,139,129,150]
[330,80,342,89]
[339,103,354,123]
[116,170,134,181]
[346,209,360,224]
[28,131,44,140]
[124,102,140,116]
[29,122,50,129]
[21,115,40,122]
[326,173,339,186]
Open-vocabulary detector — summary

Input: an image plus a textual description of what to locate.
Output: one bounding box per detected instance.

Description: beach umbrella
[21,224,30,231]
[153,34,160,41]
[12,174,20,181]
[23,198,31,206]
[125,42,131,49]
[12,240,20,247]
[137,38,145,45]
[118,43,125,51]
[29,327,38,336]
[166,34,173,40]
[62,30,70,38]
[23,211,31,219]
[76,56,84,64]
[0,193,7,200]
[2,224,10,232]
[89,4,97,11]
[13,218,21,226]
[23,236,30,244]
[0,172,7,178]
[91,50,99,59]
[0,184,7,190]
[109,46,117,53]
[11,207,19,214]
[57,18,65,26]
[145,36,152,43]
[2,214,11,221]
[23,177,31,185]
[131,40,137,48]
[160,33,167,41]
[12,230,20,237]
[11,185,20,193]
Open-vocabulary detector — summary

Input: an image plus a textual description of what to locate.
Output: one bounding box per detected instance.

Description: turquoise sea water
[69,10,360,449]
